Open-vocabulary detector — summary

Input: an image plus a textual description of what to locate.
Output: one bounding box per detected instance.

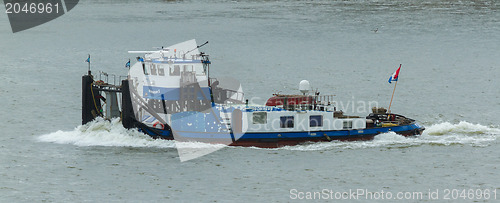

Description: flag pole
[388,80,398,113]
[87,54,91,75]
[388,64,401,113]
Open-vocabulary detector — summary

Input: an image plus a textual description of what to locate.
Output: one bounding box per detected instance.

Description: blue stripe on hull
[144,123,422,140]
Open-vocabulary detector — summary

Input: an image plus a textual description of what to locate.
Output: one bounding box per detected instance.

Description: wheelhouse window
[143,64,149,75]
[158,64,165,76]
[253,112,267,124]
[150,64,157,75]
[343,120,353,129]
[309,115,323,127]
[170,65,180,76]
[280,116,294,128]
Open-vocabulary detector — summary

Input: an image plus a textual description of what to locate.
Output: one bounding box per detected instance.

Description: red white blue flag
[388,64,401,84]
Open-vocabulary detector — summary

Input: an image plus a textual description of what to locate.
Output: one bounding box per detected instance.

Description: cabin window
[158,65,165,76]
[143,64,148,75]
[150,64,157,75]
[310,115,323,127]
[280,116,294,128]
[170,65,180,76]
[343,120,353,129]
[253,112,267,124]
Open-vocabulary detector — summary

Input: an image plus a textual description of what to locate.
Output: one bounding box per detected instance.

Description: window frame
[343,120,353,129]
[309,115,323,127]
[280,116,294,128]
[252,112,268,124]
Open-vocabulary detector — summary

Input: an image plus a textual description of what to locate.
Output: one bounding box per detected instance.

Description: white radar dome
[299,80,310,95]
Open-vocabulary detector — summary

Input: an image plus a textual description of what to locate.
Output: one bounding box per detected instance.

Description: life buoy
[153,121,164,130]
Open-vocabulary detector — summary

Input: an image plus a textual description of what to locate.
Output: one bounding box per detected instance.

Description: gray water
[1,0,499,202]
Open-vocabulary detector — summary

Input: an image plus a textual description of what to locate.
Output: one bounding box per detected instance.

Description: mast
[86,54,91,75]
[388,80,398,113]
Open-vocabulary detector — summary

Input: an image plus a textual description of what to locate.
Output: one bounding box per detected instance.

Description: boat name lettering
[149,89,160,94]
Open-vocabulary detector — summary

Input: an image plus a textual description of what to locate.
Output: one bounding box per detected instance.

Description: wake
[38,119,500,151]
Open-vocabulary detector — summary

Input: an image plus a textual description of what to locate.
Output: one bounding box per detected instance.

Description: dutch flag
[388,64,401,84]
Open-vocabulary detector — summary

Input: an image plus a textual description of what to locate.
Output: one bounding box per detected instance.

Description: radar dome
[299,80,310,95]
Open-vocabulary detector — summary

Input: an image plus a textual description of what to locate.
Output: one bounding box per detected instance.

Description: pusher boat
[82,39,425,148]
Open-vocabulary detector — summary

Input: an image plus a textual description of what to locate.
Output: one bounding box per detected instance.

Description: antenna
[184,41,209,58]
[128,51,157,54]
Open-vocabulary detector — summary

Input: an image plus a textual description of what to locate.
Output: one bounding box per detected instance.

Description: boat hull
[138,122,425,148]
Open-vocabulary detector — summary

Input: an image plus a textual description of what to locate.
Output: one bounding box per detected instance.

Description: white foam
[424,121,500,136]
[39,120,499,151]
[38,118,176,148]
[416,121,500,147]
[280,121,500,151]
